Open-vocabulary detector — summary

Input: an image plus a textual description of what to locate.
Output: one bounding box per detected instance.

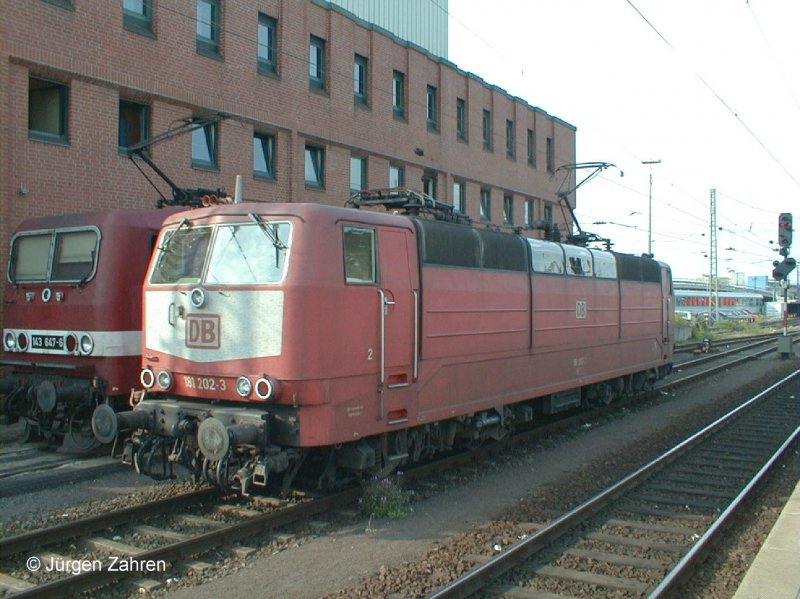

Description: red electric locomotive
[93,192,673,491]
[1,209,176,449]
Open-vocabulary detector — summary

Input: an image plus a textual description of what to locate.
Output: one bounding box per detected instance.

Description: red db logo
[186,314,221,349]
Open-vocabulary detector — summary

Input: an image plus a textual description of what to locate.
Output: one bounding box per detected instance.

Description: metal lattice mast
[708,188,719,320]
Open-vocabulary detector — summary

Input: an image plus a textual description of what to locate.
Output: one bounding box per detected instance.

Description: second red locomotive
[93,193,673,491]
[1,209,175,449]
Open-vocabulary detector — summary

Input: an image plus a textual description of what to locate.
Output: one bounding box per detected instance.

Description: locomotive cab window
[206,222,290,284]
[10,233,51,283]
[150,221,291,285]
[150,226,212,284]
[564,245,593,277]
[343,226,377,284]
[52,230,97,281]
[9,228,99,284]
[527,239,564,274]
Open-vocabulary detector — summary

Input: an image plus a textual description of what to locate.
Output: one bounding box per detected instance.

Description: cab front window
[9,228,99,284]
[150,226,212,285]
[206,222,290,284]
[149,220,290,285]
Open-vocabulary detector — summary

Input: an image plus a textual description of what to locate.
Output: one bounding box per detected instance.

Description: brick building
[0,0,576,318]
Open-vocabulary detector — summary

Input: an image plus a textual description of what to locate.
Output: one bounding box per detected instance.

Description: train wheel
[61,417,100,453]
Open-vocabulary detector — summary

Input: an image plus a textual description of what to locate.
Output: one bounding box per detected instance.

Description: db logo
[186,314,221,349]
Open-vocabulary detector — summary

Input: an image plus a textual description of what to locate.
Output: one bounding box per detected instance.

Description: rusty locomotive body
[92,198,673,491]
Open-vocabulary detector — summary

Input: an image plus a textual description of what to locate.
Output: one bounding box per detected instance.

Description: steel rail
[427,369,800,599]
[8,486,362,598]
[2,340,793,596]
[0,488,218,558]
[648,423,800,598]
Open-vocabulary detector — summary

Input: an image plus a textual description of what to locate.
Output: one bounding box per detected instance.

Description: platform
[733,478,800,599]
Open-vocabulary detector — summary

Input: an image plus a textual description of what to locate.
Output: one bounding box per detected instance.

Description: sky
[447,0,800,281]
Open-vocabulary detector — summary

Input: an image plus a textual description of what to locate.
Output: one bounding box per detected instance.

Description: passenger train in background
[1,209,177,449]
[91,190,674,492]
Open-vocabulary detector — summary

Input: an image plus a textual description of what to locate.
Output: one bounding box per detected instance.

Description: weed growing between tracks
[359,474,413,520]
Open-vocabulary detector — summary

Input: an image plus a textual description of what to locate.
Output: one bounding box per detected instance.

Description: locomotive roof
[12,207,183,234]
[159,202,416,230]
[159,202,672,269]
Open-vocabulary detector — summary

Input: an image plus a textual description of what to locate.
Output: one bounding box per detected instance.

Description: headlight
[255,376,281,401]
[4,331,15,351]
[79,333,94,355]
[190,287,207,308]
[157,370,174,390]
[17,333,29,351]
[236,376,252,398]
[66,334,78,353]
[140,368,155,389]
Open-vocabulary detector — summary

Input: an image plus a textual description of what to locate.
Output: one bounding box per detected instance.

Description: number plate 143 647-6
[31,335,65,350]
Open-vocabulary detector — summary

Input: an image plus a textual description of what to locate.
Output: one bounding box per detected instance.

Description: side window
[564,245,593,277]
[591,250,617,279]
[343,226,377,284]
[528,239,564,274]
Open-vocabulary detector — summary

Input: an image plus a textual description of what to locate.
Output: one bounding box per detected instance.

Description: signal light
[772,257,797,280]
[778,213,793,248]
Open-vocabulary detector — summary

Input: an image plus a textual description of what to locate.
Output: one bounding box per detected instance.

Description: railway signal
[778,212,793,250]
[772,257,797,281]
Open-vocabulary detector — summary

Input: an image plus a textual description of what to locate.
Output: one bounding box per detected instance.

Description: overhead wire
[624,0,800,189]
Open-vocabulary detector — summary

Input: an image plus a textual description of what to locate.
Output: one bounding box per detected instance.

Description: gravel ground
[1,355,797,599]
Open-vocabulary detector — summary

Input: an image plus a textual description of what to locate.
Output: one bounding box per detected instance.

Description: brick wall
[0,0,576,327]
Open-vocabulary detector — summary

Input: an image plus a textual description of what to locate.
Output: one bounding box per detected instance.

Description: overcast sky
[448,0,800,281]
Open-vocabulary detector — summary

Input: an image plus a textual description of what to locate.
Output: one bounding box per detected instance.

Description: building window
[392,70,405,118]
[426,85,438,130]
[527,128,536,166]
[544,204,553,224]
[257,13,277,75]
[482,109,492,151]
[305,144,325,188]
[350,155,367,191]
[354,54,368,104]
[309,35,326,90]
[118,100,149,151]
[453,181,465,213]
[41,0,74,10]
[123,0,152,34]
[422,172,437,199]
[28,77,68,143]
[191,120,218,169]
[503,194,514,225]
[389,164,404,188]
[480,189,491,221]
[546,137,554,172]
[524,199,534,227]
[196,0,220,57]
[253,132,275,178]
[506,120,515,159]
[456,98,467,141]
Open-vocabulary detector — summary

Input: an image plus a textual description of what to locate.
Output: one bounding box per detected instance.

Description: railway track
[0,341,795,597]
[673,327,799,355]
[0,484,364,598]
[427,369,800,599]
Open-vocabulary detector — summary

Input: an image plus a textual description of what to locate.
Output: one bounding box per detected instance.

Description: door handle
[383,294,395,316]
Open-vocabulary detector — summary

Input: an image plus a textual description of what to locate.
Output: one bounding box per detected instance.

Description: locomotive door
[377,227,417,400]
